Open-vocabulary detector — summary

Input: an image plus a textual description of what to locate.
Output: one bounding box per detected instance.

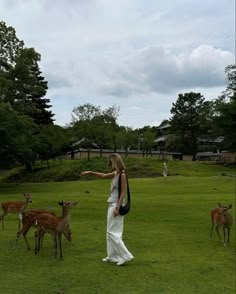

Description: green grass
[0,157,235,182]
[0,176,235,293]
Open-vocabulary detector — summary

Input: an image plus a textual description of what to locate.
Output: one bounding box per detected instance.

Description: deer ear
[228,204,232,209]
[58,201,63,206]
[218,203,222,207]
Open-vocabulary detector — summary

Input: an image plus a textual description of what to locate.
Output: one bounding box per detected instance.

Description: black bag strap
[118,172,130,202]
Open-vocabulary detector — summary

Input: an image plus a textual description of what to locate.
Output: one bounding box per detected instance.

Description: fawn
[34,200,77,259]
[14,208,72,250]
[210,203,233,246]
[0,193,32,229]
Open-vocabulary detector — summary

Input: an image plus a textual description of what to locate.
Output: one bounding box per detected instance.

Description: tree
[71,103,120,159]
[170,92,214,160]
[102,105,120,152]
[12,48,54,124]
[0,21,24,67]
[36,125,70,167]
[0,102,38,170]
[116,127,136,157]
[91,115,116,157]
[142,130,156,157]
[225,64,236,95]
[0,21,54,125]
[214,65,236,151]
[71,103,101,123]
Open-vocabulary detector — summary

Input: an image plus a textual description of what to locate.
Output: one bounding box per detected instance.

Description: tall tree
[71,103,120,158]
[91,112,120,157]
[225,64,236,95]
[36,125,70,167]
[71,103,101,123]
[142,129,156,157]
[116,127,136,157]
[214,64,236,151]
[0,21,24,67]
[102,105,120,152]
[0,21,54,125]
[11,48,54,124]
[0,102,37,170]
[170,92,214,160]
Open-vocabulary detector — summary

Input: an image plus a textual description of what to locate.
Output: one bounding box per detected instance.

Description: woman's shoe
[102,257,118,262]
[117,256,134,266]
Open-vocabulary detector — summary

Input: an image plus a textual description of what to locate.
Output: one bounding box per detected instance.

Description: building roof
[72,138,99,148]
[158,123,171,130]
[154,135,167,143]
[197,136,224,143]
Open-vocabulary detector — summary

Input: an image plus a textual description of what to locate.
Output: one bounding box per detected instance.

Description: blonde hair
[109,153,125,172]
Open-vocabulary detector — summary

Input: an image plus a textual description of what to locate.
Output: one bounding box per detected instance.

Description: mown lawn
[0,176,235,294]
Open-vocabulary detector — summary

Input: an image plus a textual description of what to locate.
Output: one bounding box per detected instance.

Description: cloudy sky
[0,0,235,128]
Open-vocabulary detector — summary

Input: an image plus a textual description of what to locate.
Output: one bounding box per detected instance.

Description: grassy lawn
[0,176,235,293]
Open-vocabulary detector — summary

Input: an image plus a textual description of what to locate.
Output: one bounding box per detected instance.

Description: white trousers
[106,203,133,262]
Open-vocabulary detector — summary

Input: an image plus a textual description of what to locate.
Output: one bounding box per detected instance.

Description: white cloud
[96,45,234,96]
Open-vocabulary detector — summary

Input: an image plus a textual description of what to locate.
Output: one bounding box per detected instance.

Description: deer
[34,200,77,259]
[13,208,72,250]
[209,203,233,246]
[0,193,32,229]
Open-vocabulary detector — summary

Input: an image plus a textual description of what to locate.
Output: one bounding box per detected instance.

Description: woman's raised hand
[80,171,90,176]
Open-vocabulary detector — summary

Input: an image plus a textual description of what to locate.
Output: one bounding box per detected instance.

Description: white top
[107,174,119,203]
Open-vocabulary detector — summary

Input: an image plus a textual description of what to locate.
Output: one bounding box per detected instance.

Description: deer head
[23,193,32,203]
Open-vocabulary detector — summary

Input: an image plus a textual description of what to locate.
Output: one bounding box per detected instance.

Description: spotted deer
[14,208,72,250]
[210,203,233,246]
[0,193,32,229]
[34,201,77,259]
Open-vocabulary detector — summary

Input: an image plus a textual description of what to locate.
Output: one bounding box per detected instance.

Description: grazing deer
[14,208,72,250]
[0,193,32,229]
[210,203,233,246]
[34,201,77,259]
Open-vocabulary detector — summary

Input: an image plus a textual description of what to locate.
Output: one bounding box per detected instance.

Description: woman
[80,153,134,266]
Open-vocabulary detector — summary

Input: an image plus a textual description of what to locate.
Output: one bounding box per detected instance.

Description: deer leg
[14,228,23,250]
[23,235,31,250]
[54,235,57,259]
[227,228,230,243]
[13,230,21,250]
[223,227,226,246]
[18,213,22,229]
[40,233,45,249]
[215,225,222,242]
[38,231,44,253]
[14,224,31,250]
[0,212,7,229]
[22,229,31,250]
[38,233,42,251]
[35,231,39,255]
[209,222,214,239]
[58,232,63,259]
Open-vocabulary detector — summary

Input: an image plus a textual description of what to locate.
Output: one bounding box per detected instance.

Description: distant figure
[163,162,168,177]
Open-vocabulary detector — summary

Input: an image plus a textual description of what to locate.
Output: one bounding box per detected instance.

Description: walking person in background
[163,162,168,177]
[80,153,134,266]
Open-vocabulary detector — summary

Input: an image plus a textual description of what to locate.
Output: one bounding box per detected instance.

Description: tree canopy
[0,21,54,125]
[170,92,214,159]
[213,64,236,150]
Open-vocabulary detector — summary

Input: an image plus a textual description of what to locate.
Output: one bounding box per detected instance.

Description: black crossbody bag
[118,172,131,215]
